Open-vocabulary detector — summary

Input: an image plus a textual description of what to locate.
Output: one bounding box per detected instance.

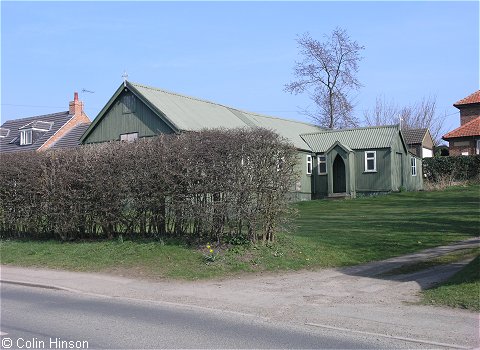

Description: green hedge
[423,155,480,182]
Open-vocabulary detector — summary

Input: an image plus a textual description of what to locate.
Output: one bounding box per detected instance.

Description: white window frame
[317,154,327,175]
[476,140,480,155]
[364,151,377,172]
[306,155,312,175]
[20,129,33,145]
[120,132,138,143]
[411,157,417,176]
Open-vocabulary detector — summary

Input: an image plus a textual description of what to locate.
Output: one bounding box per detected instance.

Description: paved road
[1,284,431,349]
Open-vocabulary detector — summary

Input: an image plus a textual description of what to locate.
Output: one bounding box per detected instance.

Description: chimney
[69,92,84,116]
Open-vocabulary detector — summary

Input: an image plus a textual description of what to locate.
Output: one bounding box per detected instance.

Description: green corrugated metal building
[80,81,423,200]
[300,125,423,198]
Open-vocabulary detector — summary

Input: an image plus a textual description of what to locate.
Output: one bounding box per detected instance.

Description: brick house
[0,93,91,153]
[443,90,480,156]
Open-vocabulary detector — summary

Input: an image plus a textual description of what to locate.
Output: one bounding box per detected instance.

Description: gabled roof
[81,81,322,150]
[300,125,404,153]
[50,123,91,150]
[443,116,480,140]
[454,90,480,107]
[402,128,430,145]
[0,111,73,153]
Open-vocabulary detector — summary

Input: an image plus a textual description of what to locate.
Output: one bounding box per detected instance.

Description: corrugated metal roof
[402,128,428,145]
[128,82,322,150]
[301,125,401,152]
[0,111,72,153]
[50,123,91,150]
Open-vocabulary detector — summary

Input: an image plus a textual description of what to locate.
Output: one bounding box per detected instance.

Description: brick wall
[447,137,476,156]
[459,105,480,125]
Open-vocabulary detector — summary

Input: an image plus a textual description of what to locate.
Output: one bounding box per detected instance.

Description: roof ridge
[130,81,235,110]
[230,107,321,128]
[129,81,321,129]
[1,111,70,125]
[300,124,399,137]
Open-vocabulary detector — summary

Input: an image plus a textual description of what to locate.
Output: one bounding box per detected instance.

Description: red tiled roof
[443,116,480,139]
[453,90,480,107]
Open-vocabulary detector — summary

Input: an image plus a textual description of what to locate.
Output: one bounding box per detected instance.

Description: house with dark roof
[81,81,422,199]
[402,128,434,158]
[0,93,91,153]
[443,90,480,156]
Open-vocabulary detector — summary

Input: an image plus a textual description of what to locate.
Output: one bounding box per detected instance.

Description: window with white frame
[20,129,33,145]
[306,155,312,175]
[364,151,376,172]
[411,157,417,176]
[120,132,138,143]
[317,154,327,175]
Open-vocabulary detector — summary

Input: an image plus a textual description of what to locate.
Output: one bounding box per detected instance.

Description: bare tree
[285,28,364,129]
[363,95,445,144]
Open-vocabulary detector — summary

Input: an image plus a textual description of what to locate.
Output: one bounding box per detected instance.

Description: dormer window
[20,129,33,145]
[0,128,9,138]
[18,120,53,146]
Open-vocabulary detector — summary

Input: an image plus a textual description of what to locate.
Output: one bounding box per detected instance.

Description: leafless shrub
[0,128,298,244]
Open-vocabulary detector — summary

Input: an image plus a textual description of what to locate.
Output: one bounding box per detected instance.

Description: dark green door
[333,155,346,193]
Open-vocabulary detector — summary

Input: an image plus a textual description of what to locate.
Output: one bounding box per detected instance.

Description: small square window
[365,151,376,172]
[317,154,327,175]
[306,155,312,175]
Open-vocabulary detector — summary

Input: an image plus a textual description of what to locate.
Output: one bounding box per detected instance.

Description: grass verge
[421,255,480,311]
[1,185,479,280]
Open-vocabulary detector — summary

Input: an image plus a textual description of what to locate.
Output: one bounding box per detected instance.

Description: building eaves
[453,90,480,107]
[443,116,480,140]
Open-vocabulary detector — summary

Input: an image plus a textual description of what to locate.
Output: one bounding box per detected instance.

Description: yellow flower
[207,244,211,249]
[209,249,214,253]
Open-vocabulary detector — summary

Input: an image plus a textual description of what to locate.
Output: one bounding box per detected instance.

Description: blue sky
[1,1,478,136]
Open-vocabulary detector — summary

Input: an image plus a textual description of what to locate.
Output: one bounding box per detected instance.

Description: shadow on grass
[337,238,480,290]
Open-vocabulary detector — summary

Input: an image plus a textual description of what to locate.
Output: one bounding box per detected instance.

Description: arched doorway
[333,154,346,193]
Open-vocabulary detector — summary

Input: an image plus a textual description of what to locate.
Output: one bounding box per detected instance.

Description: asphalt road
[0,284,432,349]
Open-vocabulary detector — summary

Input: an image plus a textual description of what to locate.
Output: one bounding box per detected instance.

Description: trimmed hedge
[0,128,298,243]
[423,155,480,182]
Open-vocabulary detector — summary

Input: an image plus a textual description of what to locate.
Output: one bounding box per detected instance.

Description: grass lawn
[1,185,479,280]
[421,256,480,311]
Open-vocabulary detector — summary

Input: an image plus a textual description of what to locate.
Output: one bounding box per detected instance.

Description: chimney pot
[74,92,78,101]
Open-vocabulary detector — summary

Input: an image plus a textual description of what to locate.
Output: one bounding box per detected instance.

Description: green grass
[1,185,479,280]
[421,255,480,311]
[379,248,480,276]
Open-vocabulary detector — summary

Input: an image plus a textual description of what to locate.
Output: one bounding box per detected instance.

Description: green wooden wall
[83,90,174,144]
[354,148,392,192]
[310,135,423,198]
[292,151,314,201]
